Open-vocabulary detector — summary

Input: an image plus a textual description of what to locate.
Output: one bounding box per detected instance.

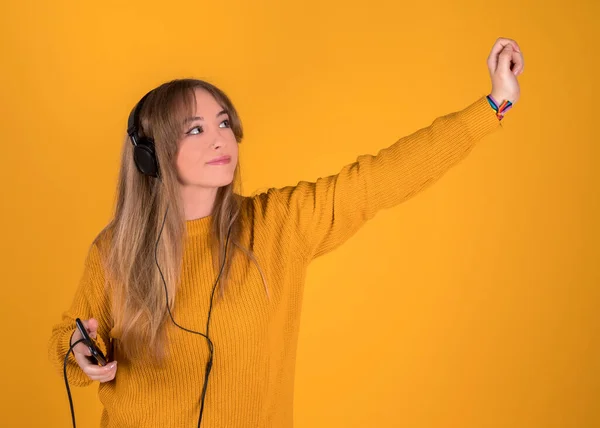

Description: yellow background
[1,0,598,426]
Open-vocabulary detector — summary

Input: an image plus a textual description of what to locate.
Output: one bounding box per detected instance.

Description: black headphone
[127,91,160,178]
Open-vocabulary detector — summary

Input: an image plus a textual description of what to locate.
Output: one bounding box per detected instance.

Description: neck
[180,185,218,220]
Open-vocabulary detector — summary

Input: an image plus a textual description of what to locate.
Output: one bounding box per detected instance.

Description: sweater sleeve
[269,95,502,260]
[47,241,112,387]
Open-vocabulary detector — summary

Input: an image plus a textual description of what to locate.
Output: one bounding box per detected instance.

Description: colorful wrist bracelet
[486,94,513,120]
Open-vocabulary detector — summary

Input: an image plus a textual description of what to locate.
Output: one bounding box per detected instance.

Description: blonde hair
[96,79,260,360]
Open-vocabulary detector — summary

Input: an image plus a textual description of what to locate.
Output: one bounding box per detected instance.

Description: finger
[70,327,82,344]
[496,37,521,53]
[86,368,117,382]
[87,368,117,382]
[85,318,99,339]
[91,372,117,383]
[487,46,502,73]
[82,361,117,378]
[498,45,515,72]
[514,51,525,75]
[508,39,521,53]
[73,343,92,357]
[488,38,520,72]
[488,38,512,71]
[505,48,524,75]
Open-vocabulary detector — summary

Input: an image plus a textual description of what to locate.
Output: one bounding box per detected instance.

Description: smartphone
[75,318,108,366]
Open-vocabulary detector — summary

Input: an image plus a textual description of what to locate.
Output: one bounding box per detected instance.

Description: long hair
[96,79,259,361]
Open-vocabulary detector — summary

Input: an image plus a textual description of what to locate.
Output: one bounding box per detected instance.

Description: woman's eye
[220,119,230,128]
[187,126,203,135]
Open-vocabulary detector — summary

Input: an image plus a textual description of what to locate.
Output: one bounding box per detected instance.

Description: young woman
[48,37,524,427]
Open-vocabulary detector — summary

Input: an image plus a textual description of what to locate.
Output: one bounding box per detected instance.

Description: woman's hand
[487,37,525,104]
[70,318,117,383]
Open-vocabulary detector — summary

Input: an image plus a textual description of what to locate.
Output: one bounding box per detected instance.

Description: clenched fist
[488,37,524,104]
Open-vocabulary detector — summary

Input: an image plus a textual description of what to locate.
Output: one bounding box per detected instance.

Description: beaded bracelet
[486,94,513,120]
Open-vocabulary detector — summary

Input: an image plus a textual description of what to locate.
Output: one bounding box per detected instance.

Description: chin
[206,174,235,189]
[216,179,235,189]
[182,168,237,189]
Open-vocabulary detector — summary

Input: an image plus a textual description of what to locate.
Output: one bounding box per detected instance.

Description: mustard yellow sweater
[48,96,502,427]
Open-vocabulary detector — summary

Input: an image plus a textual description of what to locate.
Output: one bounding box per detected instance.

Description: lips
[206,155,231,165]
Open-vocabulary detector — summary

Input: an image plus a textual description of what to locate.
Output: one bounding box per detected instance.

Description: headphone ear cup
[133,138,159,178]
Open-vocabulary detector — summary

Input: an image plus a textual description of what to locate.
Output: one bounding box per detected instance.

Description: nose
[210,136,222,150]
[211,128,225,149]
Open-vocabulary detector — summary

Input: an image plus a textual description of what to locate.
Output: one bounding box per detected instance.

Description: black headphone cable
[155,204,231,428]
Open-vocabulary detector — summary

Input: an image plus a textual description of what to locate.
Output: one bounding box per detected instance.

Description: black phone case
[75,318,108,366]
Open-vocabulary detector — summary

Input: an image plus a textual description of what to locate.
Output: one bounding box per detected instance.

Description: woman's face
[175,88,238,189]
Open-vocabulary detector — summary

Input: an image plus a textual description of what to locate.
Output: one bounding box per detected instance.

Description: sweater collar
[185,215,212,237]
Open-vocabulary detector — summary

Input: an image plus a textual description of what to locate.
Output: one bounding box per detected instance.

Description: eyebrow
[184,110,229,124]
